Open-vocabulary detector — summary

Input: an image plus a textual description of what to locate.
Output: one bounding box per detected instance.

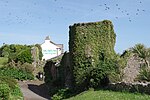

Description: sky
[0,0,150,53]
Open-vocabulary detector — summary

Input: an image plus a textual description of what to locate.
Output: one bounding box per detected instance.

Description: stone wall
[107,82,150,94]
[122,54,144,82]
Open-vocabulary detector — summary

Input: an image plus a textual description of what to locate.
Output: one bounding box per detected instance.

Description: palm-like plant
[131,44,150,68]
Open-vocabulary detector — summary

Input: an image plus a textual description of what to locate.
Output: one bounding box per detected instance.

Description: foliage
[16,48,33,64]
[0,44,34,64]
[0,57,8,68]
[0,44,43,69]
[69,20,119,89]
[0,44,10,57]
[131,44,150,68]
[66,89,150,100]
[35,44,43,60]
[0,82,10,100]
[0,76,17,90]
[130,44,150,82]
[0,67,34,80]
[137,67,150,81]
[21,62,34,73]
[110,50,132,82]
[0,76,23,100]
[31,46,39,62]
[10,85,23,98]
[73,59,118,89]
[131,44,149,59]
[119,50,131,69]
[51,88,72,100]
[7,61,35,77]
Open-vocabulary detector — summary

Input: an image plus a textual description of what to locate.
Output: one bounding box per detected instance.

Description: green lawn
[66,89,150,100]
[0,57,8,67]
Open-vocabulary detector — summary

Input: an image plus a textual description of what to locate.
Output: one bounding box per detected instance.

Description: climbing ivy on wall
[69,20,118,89]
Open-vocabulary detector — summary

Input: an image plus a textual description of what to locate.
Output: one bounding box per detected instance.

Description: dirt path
[18,80,51,100]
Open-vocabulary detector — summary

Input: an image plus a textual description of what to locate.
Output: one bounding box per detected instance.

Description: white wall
[41,40,62,60]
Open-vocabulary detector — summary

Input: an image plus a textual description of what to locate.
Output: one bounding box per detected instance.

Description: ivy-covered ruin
[69,20,119,89]
[44,20,121,92]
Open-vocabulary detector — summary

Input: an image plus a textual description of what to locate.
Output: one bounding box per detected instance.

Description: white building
[41,36,63,60]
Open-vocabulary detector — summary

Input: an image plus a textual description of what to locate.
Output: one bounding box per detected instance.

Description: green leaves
[0,76,23,99]
[69,20,118,89]
[137,67,150,81]
[0,67,34,80]
[0,44,41,64]
[131,44,150,68]
[131,44,147,59]
[0,83,10,100]
[51,88,71,100]
[17,48,33,64]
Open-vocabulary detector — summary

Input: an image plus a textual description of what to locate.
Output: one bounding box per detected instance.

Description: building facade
[41,36,63,60]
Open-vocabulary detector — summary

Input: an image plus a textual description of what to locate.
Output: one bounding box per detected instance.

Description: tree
[0,44,10,57]
[17,48,33,64]
[131,44,150,68]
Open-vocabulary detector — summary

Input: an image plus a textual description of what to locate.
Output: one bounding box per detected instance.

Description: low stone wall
[107,82,150,94]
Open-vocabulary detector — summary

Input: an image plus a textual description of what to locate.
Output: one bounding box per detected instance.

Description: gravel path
[18,80,51,100]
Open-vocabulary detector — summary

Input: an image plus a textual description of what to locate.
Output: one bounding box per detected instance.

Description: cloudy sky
[0,0,150,53]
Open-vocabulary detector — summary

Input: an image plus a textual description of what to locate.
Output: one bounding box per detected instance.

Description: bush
[74,59,118,89]
[51,88,71,100]
[17,48,33,64]
[11,85,22,97]
[137,67,150,81]
[7,61,34,77]
[0,57,8,65]
[0,83,10,100]
[21,63,34,74]
[0,67,34,80]
[0,76,23,99]
[0,76,17,90]
[0,44,33,64]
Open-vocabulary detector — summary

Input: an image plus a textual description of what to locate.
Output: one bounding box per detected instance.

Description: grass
[66,89,150,100]
[10,96,24,100]
[0,57,8,68]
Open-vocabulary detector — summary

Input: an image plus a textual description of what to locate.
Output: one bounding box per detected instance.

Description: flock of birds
[0,0,147,26]
[101,1,146,22]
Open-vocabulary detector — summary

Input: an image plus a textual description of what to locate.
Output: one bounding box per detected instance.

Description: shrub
[11,85,22,97]
[17,48,33,64]
[0,57,8,65]
[0,44,10,57]
[74,59,118,89]
[21,62,34,74]
[0,67,34,80]
[0,83,10,100]
[51,88,71,100]
[0,76,17,90]
[7,61,34,77]
[0,44,34,64]
[137,67,150,81]
[0,76,23,99]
